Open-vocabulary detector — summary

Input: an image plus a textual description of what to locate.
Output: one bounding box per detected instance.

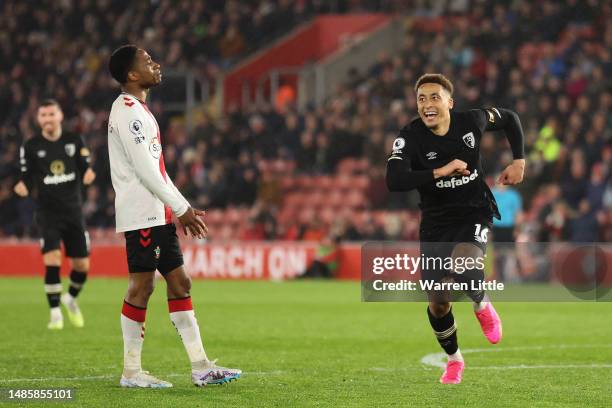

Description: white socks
[474,301,488,312]
[448,349,464,362]
[50,307,62,322]
[121,301,146,377]
[168,297,209,371]
[120,297,210,376]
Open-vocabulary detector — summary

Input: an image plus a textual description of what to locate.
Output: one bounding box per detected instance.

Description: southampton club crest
[462,132,475,149]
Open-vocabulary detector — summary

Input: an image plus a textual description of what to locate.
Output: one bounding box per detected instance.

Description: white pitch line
[420,344,612,370]
[3,344,611,383]
[0,371,285,384]
[0,375,113,383]
[469,364,612,370]
[458,344,612,354]
[373,363,612,372]
[420,352,447,368]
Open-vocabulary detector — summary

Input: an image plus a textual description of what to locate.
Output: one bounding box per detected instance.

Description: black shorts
[36,210,90,257]
[419,216,492,283]
[124,223,183,276]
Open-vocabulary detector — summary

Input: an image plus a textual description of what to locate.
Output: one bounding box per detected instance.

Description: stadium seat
[353,175,370,190]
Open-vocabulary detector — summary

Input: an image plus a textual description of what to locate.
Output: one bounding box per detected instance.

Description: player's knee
[43,250,62,266]
[181,275,192,294]
[140,280,155,299]
[128,278,155,301]
[451,243,482,260]
[429,302,451,317]
[70,257,89,272]
[451,243,483,275]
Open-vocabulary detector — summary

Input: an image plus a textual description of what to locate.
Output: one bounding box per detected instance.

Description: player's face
[37,105,63,133]
[131,49,162,87]
[416,83,453,130]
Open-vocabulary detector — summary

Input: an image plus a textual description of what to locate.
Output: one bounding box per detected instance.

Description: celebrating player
[107,45,241,388]
[14,99,95,330]
[386,74,525,384]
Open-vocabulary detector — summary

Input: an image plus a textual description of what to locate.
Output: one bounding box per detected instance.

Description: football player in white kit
[108,45,241,388]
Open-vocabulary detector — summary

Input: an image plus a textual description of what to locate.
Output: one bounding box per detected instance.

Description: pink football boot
[475,302,503,344]
[440,360,464,384]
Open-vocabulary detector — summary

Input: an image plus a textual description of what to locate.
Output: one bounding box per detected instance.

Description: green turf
[0,278,611,407]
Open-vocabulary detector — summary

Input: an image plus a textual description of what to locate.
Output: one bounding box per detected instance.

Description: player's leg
[451,240,502,344]
[43,248,63,330]
[160,224,241,386]
[119,226,171,388]
[451,243,487,303]
[428,294,464,384]
[421,239,464,383]
[67,257,89,298]
[39,211,64,330]
[62,218,90,327]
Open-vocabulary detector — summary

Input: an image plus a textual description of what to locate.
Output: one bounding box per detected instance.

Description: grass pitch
[0,278,611,407]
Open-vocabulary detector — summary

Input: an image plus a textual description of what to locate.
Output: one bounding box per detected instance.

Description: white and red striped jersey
[107,92,189,232]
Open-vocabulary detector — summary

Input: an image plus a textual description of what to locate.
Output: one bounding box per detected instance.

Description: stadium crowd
[0,0,610,243]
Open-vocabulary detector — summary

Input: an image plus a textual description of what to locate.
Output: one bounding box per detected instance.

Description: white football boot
[120,371,173,388]
[192,360,242,386]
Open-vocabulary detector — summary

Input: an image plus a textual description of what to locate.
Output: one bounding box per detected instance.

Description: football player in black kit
[14,99,96,330]
[386,74,525,384]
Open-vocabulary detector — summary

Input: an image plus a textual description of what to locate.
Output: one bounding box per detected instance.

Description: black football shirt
[20,132,91,213]
[388,109,502,226]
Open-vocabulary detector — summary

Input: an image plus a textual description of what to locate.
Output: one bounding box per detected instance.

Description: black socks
[427,306,459,355]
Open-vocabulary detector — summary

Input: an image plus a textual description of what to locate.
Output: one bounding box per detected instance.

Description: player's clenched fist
[497,159,525,185]
[434,159,471,179]
[13,180,29,197]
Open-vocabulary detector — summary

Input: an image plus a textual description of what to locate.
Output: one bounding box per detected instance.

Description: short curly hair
[414,73,454,96]
[109,44,138,84]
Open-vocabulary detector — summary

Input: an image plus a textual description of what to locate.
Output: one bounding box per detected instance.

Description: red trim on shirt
[139,101,173,224]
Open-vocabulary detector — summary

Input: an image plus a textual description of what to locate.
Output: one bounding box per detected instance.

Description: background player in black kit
[386,74,525,384]
[14,99,96,330]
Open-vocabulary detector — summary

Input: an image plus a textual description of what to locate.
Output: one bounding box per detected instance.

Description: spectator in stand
[568,199,599,242]
[301,219,327,242]
[492,181,523,242]
[300,235,340,278]
[561,151,590,210]
[275,79,297,114]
